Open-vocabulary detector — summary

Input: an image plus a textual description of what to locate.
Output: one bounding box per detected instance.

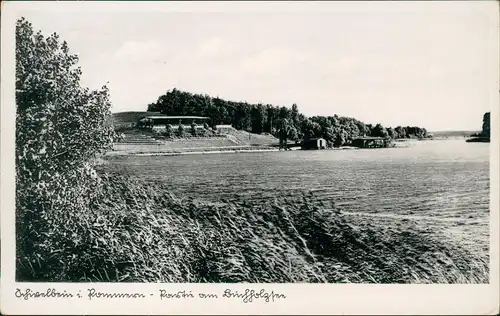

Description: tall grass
[16,170,488,284]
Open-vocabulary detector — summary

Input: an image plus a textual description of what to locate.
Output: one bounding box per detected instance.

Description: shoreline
[106,144,414,157]
[109,147,281,157]
[107,137,461,157]
[107,139,431,157]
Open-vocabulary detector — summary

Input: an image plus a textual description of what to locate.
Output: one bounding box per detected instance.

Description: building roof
[141,116,210,120]
[353,136,390,140]
[303,137,325,142]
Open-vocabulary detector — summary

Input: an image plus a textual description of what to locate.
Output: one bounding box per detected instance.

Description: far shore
[106,136,487,157]
[111,126,484,158]
[106,142,421,157]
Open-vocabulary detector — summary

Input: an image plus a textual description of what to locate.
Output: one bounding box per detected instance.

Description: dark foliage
[482,112,490,138]
[148,89,428,147]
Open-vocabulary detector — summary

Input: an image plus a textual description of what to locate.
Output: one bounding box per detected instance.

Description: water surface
[106,139,490,221]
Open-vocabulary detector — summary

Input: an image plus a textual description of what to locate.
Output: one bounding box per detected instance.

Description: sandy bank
[107,144,420,156]
[107,147,281,156]
[108,141,425,156]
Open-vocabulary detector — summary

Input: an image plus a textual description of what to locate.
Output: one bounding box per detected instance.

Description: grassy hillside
[219,129,279,146]
[113,138,249,155]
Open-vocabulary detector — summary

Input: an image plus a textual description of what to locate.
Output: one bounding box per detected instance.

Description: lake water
[106,139,490,222]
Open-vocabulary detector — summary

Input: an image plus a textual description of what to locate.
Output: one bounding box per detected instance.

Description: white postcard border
[1,1,499,315]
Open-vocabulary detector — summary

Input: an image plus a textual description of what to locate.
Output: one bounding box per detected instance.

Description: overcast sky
[13,1,498,131]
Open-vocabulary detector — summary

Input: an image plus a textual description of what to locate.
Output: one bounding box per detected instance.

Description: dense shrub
[197,128,208,137]
[177,123,185,137]
[190,122,198,136]
[15,18,114,280]
[164,124,173,138]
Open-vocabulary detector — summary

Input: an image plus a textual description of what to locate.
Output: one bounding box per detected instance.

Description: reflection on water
[106,140,490,220]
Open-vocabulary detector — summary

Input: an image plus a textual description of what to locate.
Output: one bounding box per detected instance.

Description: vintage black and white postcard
[1,1,499,315]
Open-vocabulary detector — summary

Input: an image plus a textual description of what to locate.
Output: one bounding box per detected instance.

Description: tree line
[481,112,490,138]
[470,112,490,140]
[147,89,428,147]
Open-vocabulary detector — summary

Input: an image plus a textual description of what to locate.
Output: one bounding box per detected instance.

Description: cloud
[113,40,166,63]
[198,37,227,57]
[196,37,244,61]
[239,47,311,75]
[326,56,361,72]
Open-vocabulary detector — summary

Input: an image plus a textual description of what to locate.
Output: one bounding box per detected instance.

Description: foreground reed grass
[16,172,488,283]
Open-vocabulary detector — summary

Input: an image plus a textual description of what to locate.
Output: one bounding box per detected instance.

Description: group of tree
[481,112,491,138]
[470,112,491,140]
[16,17,114,206]
[147,89,428,147]
[16,18,115,279]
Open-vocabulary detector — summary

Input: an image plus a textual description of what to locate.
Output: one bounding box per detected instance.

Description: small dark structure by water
[352,136,393,148]
[301,138,327,150]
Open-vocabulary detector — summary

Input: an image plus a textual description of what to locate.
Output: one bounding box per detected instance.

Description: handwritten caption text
[15,288,286,304]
